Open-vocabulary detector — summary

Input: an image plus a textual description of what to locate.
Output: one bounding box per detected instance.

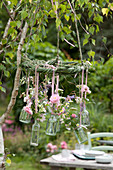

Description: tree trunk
[0,22,28,156]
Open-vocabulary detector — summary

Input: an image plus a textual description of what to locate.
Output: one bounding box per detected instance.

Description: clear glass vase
[30,120,40,146]
[81,107,90,126]
[56,119,61,133]
[74,126,87,144]
[19,107,32,123]
[46,115,57,136]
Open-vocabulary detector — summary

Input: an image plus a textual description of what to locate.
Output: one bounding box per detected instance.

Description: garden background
[0,0,113,169]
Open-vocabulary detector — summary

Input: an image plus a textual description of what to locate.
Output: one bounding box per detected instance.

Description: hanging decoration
[19,76,33,123]
[45,68,58,136]
[18,0,93,146]
[81,67,90,127]
[30,66,40,146]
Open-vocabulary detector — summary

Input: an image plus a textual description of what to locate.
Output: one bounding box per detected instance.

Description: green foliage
[87,102,113,133]
[88,58,113,112]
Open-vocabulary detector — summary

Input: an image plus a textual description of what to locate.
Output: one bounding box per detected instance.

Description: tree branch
[0,22,28,124]
[67,0,83,61]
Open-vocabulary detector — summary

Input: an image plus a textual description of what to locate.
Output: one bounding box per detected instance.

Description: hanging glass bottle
[30,119,40,146]
[46,114,57,136]
[81,105,90,126]
[56,116,61,132]
[74,126,87,144]
[19,106,32,123]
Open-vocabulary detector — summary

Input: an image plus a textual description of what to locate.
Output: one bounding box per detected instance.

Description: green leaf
[102,8,109,16]
[21,11,28,20]
[60,4,66,13]
[102,37,107,44]
[6,58,12,65]
[56,18,61,28]
[63,26,71,34]
[10,21,17,27]
[91,39,95,45]
[88,10,94,18]
[84,33,90,39]
[76,14,81,20]
[10,0,17,6]
[83,39,88,46]
[0,86,6,93]
[93,13,103,24]
[16,21,21,28]
[0,64,5,71]
[96,25,99,33]
[6,52,14,59]
[2,39,7,45]
[78,0,85,7]
[87,50,95,58]
[64,14,70,21]
[89,26,95,35]
[4,70,10,77]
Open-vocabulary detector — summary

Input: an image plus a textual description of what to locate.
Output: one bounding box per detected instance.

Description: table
[40,153,113,170]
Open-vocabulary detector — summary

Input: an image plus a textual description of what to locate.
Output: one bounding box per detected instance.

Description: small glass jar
[46,115,57,136]
[19,107,32,123]
[30,120,40,146]
[74,126,87,144]
[56,119,61,133]
[81,107,90,126]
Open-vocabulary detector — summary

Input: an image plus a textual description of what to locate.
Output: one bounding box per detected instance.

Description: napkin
[52,153,76,162]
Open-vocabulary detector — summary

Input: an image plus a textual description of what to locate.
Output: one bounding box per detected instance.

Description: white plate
[85,150,105,157]
[95,155,113,164]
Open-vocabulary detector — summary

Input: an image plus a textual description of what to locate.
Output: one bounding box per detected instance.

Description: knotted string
[85,68,88,99]
[26,76,29,97]
[52,69,55,95]
[35,66,39,114]
[80,68,84,126]
[56,74,59,94]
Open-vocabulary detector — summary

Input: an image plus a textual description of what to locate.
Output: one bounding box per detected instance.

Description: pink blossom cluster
[61,141,68,149]
[46,143,57,153]
[71,114,77,118]
[50,94,60,104]
[24,106,33,115]
[81,85,91,94]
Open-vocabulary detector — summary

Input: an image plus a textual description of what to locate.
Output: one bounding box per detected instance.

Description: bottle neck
[34,119,38,124]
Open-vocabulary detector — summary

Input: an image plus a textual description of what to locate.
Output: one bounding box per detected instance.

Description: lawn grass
[6,155,85,170]
[6,155,50,170]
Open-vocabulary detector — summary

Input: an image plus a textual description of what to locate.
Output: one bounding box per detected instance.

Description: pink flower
[46,149,50,152]
[46,143,57,153]
[50,94,60,104]
[52,145,57,151]
[47,143,53,149]
[24,106,33,115]
[81,85,91,94]
[71,114,77,118]
[61,141,68,149]
[5,120,14,124]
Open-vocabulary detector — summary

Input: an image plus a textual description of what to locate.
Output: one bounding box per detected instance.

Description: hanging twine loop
[52,68,55,95]
[79,67,84,126]
[26,76,29,97]
[35,66,39,114]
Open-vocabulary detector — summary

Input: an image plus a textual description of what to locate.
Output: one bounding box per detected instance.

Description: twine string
[52,69,55,95]
[35,66,39,114]
[26,76,29,97]
[80,68,84,126]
